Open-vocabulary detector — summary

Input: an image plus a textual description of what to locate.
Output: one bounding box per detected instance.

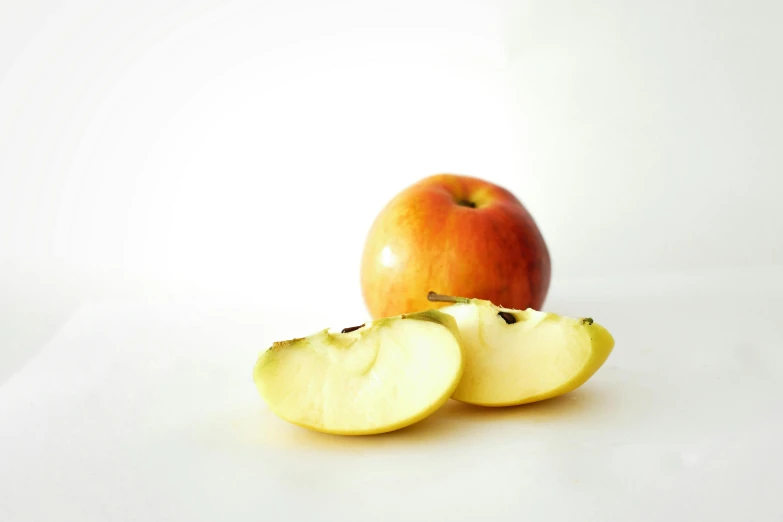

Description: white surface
[2,269,782,521]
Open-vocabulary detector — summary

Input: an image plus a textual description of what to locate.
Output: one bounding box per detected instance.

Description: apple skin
[361,174,551,319]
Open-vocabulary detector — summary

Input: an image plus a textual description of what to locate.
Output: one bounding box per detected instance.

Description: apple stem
[427,291,471,304]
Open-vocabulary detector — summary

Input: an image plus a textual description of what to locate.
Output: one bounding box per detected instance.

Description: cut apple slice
[429,292,614,407]
[253,309,464,435]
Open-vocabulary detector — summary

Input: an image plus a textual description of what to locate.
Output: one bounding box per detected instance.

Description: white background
[3,0,782,381]
[1,1,782,521]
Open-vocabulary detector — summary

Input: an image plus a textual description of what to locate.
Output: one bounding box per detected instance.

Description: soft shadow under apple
[230,385,614,452]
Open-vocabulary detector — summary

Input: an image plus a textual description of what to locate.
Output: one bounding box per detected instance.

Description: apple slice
[253,309,464,435]
[429,292,614,407]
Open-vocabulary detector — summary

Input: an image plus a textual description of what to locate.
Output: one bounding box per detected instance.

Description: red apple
[361,174,551,319]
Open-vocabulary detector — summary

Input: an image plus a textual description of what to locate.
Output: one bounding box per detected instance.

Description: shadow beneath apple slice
[239,404,464,450]
[439,387,606,422]
[235,384,619,451]
[421,385,622,433]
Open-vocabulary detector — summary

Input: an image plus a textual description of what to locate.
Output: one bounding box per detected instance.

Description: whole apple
[360,174,551,319]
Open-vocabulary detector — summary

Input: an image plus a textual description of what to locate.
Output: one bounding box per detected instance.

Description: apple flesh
[253,310,464,435]
[432,294,614,406]
[361,174,551,319]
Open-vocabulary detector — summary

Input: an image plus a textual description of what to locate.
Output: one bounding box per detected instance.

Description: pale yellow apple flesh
[253,310,464,435]
[439,300,614,406]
